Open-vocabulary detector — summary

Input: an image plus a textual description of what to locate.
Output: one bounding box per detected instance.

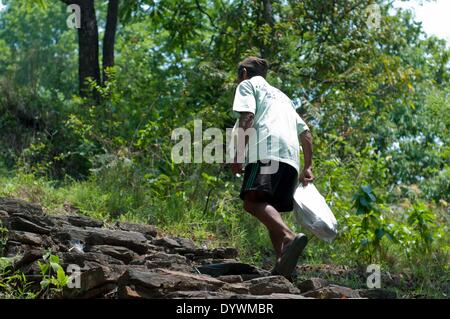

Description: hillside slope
[0,198,394,299]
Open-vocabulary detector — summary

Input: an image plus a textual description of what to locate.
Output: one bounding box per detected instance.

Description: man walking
[231,57,314,279]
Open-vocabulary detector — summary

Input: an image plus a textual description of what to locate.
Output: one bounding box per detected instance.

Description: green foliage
[0,255,37,299]
[0,269,37,299]
[38,251,69,298]
[0,1,77,92]
[346,185,394,263]
[91,155,148,219]
[0,249,69,299]
[406,202,437,253]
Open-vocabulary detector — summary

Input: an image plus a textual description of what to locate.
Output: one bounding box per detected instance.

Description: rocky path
[0,198,387,299]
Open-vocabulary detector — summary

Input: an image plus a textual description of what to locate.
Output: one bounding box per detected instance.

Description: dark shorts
[239,160,298,212]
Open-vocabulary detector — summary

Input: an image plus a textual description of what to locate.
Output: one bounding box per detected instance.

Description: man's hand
[231,162,243,175]
[299,167,314,186]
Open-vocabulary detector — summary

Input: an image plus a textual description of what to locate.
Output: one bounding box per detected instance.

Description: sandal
[272,233,308,280]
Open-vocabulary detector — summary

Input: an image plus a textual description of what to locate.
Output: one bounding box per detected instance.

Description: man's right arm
[299,129,314,186]
[231,111,254,174]
[231,80,256,175]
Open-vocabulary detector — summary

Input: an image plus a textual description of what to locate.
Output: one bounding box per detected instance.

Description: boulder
[144,251,188,264]
[135,252,194,272]
[12,248,44,269]
[52,226,89,244]
[63,265,129,298]
[216,275,243,283]
[59,251,124,269]
[85,228,149,254]
[117,268,226,298]
[0,210,8,219]
[181,247,239,261]
[172,237,197,250]
[152,237,182,249]
[211,247,239,259]
[241,274,270,281]
[54,226,149,254]
[4,241,25,257]
[7,230,45,246]
[71,266,108,293]
[86,245,139,264]
[196,262,267,277]
[115,221,157,239]
[244,276,301,295]
[6,215,51,234]
[0,198,43,216]
[117,285,143,299]
[297,278,329,293]
[68,215,104,228]
[221,282,250,294]
[194,258,239,265]
[301,284,362,299]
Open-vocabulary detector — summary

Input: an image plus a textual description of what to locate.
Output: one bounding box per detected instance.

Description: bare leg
[243,191,295,262]
[268,230,283,262]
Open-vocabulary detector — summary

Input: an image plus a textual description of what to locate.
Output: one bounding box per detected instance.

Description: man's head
[237,57,268,83]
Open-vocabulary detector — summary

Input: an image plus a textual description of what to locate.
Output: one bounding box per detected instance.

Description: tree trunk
[77,0,101,96]
[259,0,275,60]
[102,0,119,83]
[262,0,274,27]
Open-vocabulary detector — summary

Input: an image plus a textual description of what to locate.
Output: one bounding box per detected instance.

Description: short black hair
[238,57,269,79]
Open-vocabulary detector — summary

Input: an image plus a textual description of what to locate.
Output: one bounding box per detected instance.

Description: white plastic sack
[293,183,338,243]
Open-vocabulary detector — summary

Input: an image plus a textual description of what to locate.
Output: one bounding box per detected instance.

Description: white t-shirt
[232,76,309,173]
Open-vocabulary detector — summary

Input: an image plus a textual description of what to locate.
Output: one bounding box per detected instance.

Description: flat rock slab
[0,198,43,215]
[7,230,46,246]
[297,277,329,293]
[216,275,243,283]
[118,268,227,298]
[12,248,45,269]
[302,284,362,299]
[152,237,183,249]
[181,248,239,261]
[197,262,267,277]
[60,251,125,268]
[196,258,240,265]
[85,227,149,254]
[54,226,149,254]
[6,215,52,234]
[134,252,195,273]
[0,210,8,219]
[144,251,188,264]
[115,221,157,239]
[244,276,301,295]
[86,245,139,264]
[68,215,104,228]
